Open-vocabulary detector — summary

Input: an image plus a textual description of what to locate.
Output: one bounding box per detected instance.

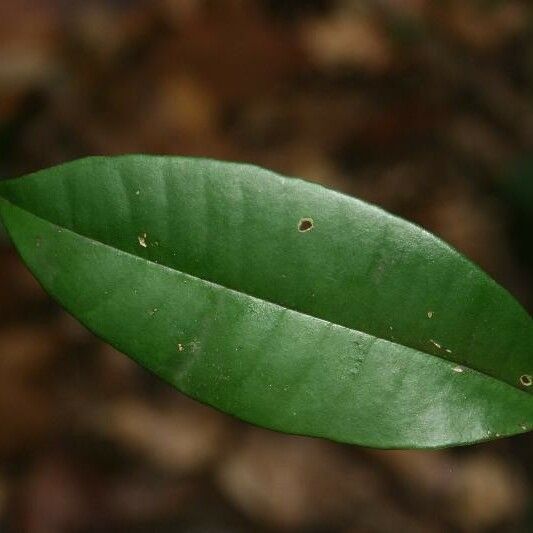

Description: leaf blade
[0,155,531,448]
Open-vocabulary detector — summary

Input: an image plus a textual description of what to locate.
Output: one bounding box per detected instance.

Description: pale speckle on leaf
[189,340,201,353]
[138,233,148,248]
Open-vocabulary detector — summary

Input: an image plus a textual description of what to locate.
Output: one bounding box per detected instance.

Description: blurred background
[0,1,532,531]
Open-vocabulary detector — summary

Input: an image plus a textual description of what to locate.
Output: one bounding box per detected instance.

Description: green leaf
[0,155,531,449]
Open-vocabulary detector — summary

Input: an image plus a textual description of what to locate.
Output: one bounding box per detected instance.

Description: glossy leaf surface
[0,156,531,448]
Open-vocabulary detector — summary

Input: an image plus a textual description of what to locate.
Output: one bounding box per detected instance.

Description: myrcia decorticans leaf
[0,155,531,449]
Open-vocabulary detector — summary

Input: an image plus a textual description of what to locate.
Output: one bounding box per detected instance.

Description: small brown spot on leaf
[519,374,532,387]
[298,218,314,232]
